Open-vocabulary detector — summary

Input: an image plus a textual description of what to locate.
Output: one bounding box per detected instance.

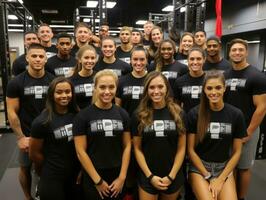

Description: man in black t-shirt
[12,31,39,76]
[6,44,54,200]
[38,23,57,58]
[116,26,133,64]
[46,32,76,77]
[225,38,266,200]
[203,36,232,72]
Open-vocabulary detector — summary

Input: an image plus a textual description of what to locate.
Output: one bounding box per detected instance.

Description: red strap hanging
[216,0,222,38]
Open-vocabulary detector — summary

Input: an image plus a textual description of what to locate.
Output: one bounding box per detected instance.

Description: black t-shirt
[131,107,183,177]
[73,104,130,170]
[224,65,266,125]
[203,58,232,72]
[46,55,76,77]
[69,72,95,109]
[12,54,28,76]
[143,38,151,46]
[95,58,131,77]
[186,104,246,162]
[173,73,205,113]
[6,71,54,136]
[31,110,79,179]
[44,45,57,59]
[148,60,188,90]
[115,46,132,64]
[175,52,188,66]
[117,73,146,116]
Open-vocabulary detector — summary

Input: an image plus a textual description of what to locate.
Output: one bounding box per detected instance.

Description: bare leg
[218,174,237,200]
[138,186,158,200]
[160,189,180,200]
[189,173,213,200]
[236,168,251,199]
[19,166,33,200]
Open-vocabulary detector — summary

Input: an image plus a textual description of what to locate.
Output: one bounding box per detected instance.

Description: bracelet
[167,175,174,182]
[147,174,154,183]
[95,178,103,185]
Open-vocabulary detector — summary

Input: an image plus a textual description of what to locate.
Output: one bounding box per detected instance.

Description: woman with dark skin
[187,71,245,200]
[132,71,186,200]
[30,77,80,200]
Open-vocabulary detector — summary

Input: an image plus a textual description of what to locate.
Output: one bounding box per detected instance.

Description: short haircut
[74,22,91,34]
[56,32,72,42]
[27,43,46,52]
[24,31,38,39]
[194,30,206,36]
[120,26,132,34]
[207,36,221,44]
[38,23,51,31]
[144,21,153,26]
[132,29,142,34]
[228,38,248,51]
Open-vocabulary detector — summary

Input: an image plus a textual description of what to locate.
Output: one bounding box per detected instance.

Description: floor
[0,133,266,199]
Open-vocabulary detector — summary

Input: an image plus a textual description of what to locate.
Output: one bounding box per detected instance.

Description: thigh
[160,189,180,200]
[218,175,237,200]
[139,186,158,200]
[189,173,213,200]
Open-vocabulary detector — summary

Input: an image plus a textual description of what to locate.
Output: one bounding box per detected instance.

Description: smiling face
[26,48,47,72]
[101,39,116,58]
[188,50,205,76]
[206,40,221,57]
[151,28,163,45]
[204,78,225,109]
[79,49,97,71]
[95,75,117,106]
[38,26,53,43]
[131,50,147,74]
[229,43,248,65]
[75,27,92,44]
[148,76,167,108]
[160,41,175,61]
[180,35,194,52]
[54,82,72,112]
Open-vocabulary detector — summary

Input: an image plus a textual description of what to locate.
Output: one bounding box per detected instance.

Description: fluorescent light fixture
[26,16,32,20]
[8,24,23,27]
[49,25,74,28]
[83,18,91,22]
[18,0,24,4]
[8,29,23,32]
[51,20,66,23]
[109,30,120,33]
[107,2,117,8]
[162,5,173,12]
[8,15,18,20]
[247,40,260,44]
[41,9,58,14]
[95,19,100,23]
[86,1,98,8]
[136,20,147,25]
[180,7,186,13]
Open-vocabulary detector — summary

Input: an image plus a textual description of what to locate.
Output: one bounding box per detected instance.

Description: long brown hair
[72,44,97,75]
[148,26,163,59]
[137,71,185,135]
[196,70,225,143]
[155,39,176,72]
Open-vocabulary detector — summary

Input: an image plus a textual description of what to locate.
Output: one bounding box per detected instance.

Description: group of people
[6,20,266,200]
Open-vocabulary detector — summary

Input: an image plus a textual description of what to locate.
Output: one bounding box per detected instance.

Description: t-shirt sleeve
[116,78,123,98]
[119,107,130,132]
[173,79,182,102]
[179,63,189,76]
[251,71,266,95]
[73,111,88,136]
[130,112,140,136]
[6,78,20,98]
[186,108,198,134]
[233,110,247,138]
[30,115,48,139]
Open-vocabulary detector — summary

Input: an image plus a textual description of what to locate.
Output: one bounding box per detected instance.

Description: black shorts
[138,170,184,195]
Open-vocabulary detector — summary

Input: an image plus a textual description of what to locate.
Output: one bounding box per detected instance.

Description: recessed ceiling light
[107,2,116,8]
[8,15,18,20]
[136,20,147,25]
[162,5,173,12]
[86,1,98,8]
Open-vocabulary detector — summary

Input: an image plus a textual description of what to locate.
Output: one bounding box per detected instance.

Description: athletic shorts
[138,170,184,195]
[189,160,227,178]
[237,128,260,169]
[18,150,32,167]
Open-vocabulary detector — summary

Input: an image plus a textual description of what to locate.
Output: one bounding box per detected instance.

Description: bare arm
[115,97,122,107]
[29,138,44,175]
[246,94,266,138]
[187,133,209,177]
[118,132,131,180]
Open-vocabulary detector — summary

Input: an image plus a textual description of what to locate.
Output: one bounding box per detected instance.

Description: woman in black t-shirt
[69,45,97,109]
[147,26,163,63]
[29,77,80,200]
[175,32,194,65]
[150,39,188,90]
[132,71,186,200]
[187,70,246,200]
[73,70,131,200]
[116,45,148,116]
